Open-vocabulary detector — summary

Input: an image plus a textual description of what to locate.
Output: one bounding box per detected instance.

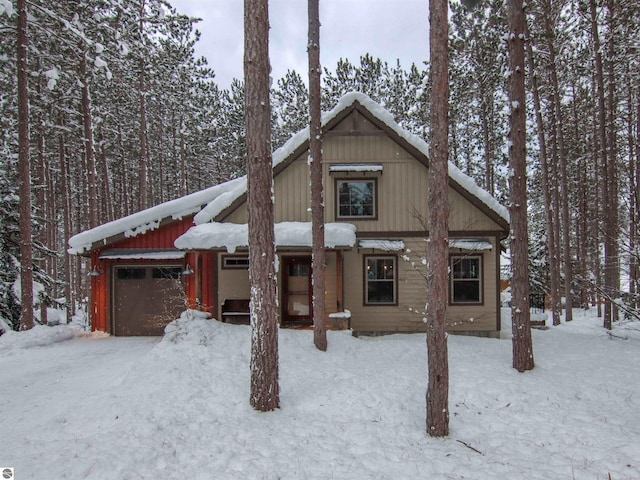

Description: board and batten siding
[345,237,500,335]
[218,110,506,335]
[323,133,505,232]
[223,132,505,234]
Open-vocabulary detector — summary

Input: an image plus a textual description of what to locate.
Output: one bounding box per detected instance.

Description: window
[365,256,397,305]
[152,267,182,279]
[115,268,146,280]
[337,179,376,218]
[222,255,250,269]
[450,255,482,304]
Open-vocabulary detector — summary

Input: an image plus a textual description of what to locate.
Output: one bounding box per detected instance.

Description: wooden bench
[221,299,250,324]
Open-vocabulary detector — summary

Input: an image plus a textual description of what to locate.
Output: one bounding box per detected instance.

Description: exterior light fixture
[88,266,102,276]
[182,264,194,275]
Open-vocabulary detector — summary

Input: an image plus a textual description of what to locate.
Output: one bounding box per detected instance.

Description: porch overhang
[358,239,405,251]
[448,238,493,251]
[174,222,357,253]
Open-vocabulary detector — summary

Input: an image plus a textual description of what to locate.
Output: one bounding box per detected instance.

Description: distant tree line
[0,0,638,330]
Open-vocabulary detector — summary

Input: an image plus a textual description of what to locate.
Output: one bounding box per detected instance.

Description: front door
[282,256,313,325]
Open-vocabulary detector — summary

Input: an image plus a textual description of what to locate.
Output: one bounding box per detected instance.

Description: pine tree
[507,0,534,372]
[271,70,308,149]
[426,0,450,438]
[308,0,326,352]
[245,0,279,412]
[17,0,33,331]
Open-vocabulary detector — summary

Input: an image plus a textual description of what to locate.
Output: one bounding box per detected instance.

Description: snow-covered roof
[174,222,357,253]
[358,239,405,251]
[99,249,186,260]
[193,92,508,226]
[329,163,384,173]
[69,92,508,255]
[449,239,493,251]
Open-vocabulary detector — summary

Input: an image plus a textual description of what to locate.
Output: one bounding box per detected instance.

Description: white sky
[169,0,430,89]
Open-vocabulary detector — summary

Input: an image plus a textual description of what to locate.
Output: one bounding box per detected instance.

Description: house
[69,92,509,337]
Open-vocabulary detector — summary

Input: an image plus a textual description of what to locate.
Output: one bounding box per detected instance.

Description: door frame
[281,256,313,326]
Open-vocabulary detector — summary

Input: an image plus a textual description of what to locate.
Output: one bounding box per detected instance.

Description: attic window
[336,179,376,219]
[329,163,383,174]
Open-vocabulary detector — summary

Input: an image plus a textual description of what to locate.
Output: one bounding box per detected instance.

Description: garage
[112,265,185,336]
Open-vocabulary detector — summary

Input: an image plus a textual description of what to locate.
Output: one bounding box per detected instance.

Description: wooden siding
[346,237,500,335]
[105,217,195,250]
[215,110,506,335]
[216,251,339,322]
[274,159,312,222]
[88,216,199,333]
[223,128,504,233]
[323,133,503,232]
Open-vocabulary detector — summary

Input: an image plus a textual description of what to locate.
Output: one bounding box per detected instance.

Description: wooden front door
[282,256,313,325]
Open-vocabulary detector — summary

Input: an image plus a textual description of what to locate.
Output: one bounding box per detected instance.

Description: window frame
[335,178,378,220]
[363,255,398,306]
[221,255,250,270]
[449,254,484,305]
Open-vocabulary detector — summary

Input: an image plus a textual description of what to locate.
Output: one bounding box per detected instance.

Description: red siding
[113,217,195,249]
[90,252,109,332]
[88,216,217,333]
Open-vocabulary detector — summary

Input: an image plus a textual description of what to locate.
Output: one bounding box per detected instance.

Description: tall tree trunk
[138,0,149,210]
[115,112,130,218]
[628,82,637,306]
[17,0,34,331]
[605,0,619,322]
[508,0,534,372]
[571,84,588,309]
[589,0,612,329]
[139,72,149,210]
[592,96,602,316]
[80,46,99,229]
[97,131,113,222]
[308,0,327,352]
[541,1,573,321]
[59,114,73,322]
[426,0,450,438]
[245,0,280,412]
[524,17,560,325]
[478,80,494,196]
[632,87,640,308]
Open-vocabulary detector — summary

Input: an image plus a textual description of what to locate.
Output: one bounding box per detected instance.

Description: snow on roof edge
[190,92,508,227]
[271,92,509,224]
[174,222,357,252]
[70,92,508,255]
[68,177,245,255]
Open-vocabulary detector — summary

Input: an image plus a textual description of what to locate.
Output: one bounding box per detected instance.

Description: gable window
[450,255,483,304]
[337,179,376,218]
[365,256,397,305]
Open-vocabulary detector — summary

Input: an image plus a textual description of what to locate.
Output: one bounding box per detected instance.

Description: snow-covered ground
[1,308,639,479]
